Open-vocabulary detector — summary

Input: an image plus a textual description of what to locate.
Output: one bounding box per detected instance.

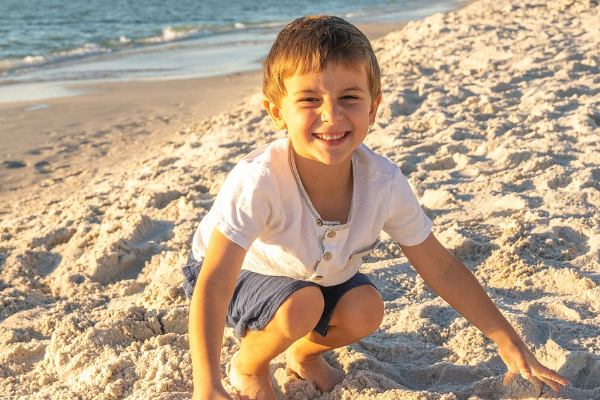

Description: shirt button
[313,275,323,280]
[323,252,332,261]
[316,219,323,227]
[327,231,336,238]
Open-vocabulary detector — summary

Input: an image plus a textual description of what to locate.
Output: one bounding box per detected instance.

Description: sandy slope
[1,0,600,399]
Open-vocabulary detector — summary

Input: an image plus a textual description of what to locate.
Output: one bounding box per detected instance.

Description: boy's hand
[498,341,569,392]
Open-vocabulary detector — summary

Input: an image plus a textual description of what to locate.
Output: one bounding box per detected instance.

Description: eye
[297,97,321,108]
[341,95,361,101]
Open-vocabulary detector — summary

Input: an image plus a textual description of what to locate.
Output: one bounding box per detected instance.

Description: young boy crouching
[183,15,568,400]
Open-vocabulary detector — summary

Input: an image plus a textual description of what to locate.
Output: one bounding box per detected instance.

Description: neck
[292,150,353,196]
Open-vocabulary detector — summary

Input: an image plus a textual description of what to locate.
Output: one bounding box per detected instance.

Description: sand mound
[1,0,599,398]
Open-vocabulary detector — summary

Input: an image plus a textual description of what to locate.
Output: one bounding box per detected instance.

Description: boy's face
[264,63,381,167]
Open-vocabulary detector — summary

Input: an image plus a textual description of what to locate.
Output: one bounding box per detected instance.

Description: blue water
[0,0,461,103]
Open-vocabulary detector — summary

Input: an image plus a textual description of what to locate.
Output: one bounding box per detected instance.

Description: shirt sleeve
[382,167,432,246]
[210,162,276,251]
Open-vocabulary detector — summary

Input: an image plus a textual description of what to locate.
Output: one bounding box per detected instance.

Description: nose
[320,101,343,124]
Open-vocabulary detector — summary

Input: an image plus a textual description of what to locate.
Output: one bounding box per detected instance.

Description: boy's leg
[286,284,385,392]
[231,285,325,400]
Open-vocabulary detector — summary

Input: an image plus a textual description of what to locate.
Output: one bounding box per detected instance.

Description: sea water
[0,0,461,103]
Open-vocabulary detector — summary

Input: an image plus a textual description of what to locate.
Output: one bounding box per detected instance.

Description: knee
[337,285,384,338]
[274,286,324,340]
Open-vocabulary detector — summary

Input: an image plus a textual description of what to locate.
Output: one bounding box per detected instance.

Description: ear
[368,93,382,126]
[263,97,287,131]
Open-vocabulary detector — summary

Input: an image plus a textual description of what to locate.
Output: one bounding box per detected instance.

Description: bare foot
[285,351,345,392]
[228,352,278,400]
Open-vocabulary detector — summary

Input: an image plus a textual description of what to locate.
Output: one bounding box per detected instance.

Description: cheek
[291,110,318,126]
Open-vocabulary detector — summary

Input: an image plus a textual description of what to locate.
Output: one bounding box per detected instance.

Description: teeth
[315,132,346,140]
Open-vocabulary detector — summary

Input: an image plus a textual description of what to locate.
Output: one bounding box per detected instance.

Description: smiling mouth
[313,131,350,141]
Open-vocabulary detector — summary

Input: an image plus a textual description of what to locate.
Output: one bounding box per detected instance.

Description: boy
[183,15,569,400]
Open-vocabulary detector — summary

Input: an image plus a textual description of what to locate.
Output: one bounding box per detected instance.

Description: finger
[503,371,516,386]
[532,366,570,388]
[537,376,564,392]
[520,367,532,381]
[527,375,543,389]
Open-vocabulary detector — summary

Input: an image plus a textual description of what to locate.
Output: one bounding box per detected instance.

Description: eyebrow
[341,86,366,93]
[291,87,366,95]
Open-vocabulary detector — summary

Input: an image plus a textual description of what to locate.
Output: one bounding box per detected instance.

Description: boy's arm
[189,228,246,399]
[400,233,569,391]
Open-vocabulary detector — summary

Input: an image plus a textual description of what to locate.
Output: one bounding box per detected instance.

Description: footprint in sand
[85,215,175,285]
[2,160,27,169]
[561,352,600,390]
[34,161,53,174]
[27,146,54,156]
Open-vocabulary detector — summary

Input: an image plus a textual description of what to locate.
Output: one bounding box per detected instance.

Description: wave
[0,22,278,78]
[0,43,112,77]
[136,26,213,44]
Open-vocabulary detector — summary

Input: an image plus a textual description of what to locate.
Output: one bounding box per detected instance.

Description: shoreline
[0,21,407,204]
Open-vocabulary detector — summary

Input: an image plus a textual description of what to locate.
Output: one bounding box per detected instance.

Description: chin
[317,154,353,166]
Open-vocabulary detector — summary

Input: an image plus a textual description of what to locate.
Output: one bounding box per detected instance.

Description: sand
[1,0,599,399]
[0,72,264,200]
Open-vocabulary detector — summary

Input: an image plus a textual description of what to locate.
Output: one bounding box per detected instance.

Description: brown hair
[263,15,381,105]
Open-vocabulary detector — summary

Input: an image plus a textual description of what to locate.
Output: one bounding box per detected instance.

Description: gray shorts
[182,251,376,338]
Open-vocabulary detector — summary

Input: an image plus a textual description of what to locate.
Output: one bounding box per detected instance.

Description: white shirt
[192,138,431,286]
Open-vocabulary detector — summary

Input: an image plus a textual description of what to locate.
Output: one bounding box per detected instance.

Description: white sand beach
[1,0,600,399]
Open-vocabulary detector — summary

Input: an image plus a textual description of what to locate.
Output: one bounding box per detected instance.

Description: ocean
[0,0,462,103]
